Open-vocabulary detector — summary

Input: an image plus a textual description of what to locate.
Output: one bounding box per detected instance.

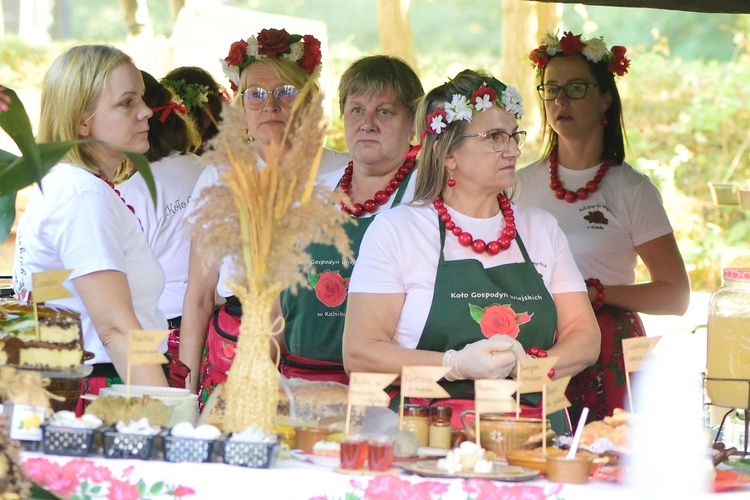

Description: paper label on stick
[129,330,169,365]
[400,366,450,399]
[517,356,558,394]
[544,375,571,414]
[623,336,661,373]
[348,372,398,407]
[475,379,519,414]
[31,270,73,303]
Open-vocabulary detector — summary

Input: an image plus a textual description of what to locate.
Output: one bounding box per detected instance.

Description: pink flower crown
[424,78,524,138]
[221,28,323,92]
[529,31,630,77]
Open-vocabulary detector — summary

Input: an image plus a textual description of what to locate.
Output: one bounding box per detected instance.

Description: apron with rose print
[409,216,568,434]
[278,168,415,383]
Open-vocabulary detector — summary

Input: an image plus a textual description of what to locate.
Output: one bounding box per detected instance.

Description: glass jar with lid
[706,268,750,409]
[401,404,429,447]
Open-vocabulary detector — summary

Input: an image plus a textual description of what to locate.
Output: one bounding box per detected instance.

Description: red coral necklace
[433,194,516,255]
[340,157,416,217]
[549,146,610,203]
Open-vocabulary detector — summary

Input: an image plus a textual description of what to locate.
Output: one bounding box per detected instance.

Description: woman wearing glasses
[180,28,348,406]
[343,69,599,432]
[517,33,689,423]
[275,55,424,384]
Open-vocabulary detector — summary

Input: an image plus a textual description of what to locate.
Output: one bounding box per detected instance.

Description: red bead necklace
[340,157,416,217]
[97,175,136,215]
[549,147,610,203]
[433,194,516,255]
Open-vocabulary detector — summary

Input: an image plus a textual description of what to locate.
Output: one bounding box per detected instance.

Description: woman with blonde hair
[13,45,169,412]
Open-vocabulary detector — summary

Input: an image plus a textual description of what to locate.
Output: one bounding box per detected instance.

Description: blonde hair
[37,45,133,175]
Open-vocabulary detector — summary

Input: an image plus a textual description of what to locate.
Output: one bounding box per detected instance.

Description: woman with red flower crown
[517,32,690,424]
[275,55,424,384]
[343,69,600,433]
[180,28,350,409]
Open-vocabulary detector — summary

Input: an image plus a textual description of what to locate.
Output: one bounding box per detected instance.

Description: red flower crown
[221,28,323,92]
[529,31,630,77]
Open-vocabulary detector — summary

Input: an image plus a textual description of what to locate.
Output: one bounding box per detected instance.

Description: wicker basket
[222,436,280,468]
[42,425,98,457]
[102,427,160,460]
[162,434,215,463]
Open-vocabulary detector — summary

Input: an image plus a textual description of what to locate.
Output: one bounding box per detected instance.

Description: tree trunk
[377,0,417,70]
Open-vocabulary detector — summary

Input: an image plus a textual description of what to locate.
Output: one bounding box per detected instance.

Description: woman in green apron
[276,56,424,383]
[343,70,601,434]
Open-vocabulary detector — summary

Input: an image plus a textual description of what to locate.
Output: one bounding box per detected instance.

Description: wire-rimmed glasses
[461,130,526,152]
[242,85,299,110]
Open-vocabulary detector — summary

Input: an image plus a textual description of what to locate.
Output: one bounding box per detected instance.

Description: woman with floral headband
[517,32,690,423]
[118,70,203,387]
[275,55,423,384]
[180,28,349,406]
[343,69,599,432]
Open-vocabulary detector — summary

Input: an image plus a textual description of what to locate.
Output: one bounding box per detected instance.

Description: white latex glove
[442,336,517,381]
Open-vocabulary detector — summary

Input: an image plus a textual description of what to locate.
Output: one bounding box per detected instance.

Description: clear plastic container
[706,268,750,409]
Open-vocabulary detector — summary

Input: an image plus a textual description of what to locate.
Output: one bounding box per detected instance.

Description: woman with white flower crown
[343,69,600,433]
[180,28,349,408]
[517,32,690,424]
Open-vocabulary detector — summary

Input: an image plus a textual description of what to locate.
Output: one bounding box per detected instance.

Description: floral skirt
[565,306,646,424]
[197,305,238,412]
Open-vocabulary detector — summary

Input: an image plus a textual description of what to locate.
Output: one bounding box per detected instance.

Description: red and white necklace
[549,147,610,203]
[340,157,416,217]
[433,194,516,255]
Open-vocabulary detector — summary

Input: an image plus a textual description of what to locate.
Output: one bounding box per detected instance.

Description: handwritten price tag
[517,356,558,394]
[475,379,519,414]
[544,375,571,414]
[129,330,169,365]
[31,270,73,303]
[623,336,661,373]
[348,372,398,407]
[401,366,450,399]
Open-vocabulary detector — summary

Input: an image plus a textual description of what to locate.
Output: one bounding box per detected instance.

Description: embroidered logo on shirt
[584,210,609,225]
[469,303,532,338]
[309,270,349,308]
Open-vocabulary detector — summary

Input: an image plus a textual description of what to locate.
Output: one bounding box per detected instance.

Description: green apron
[280,168,415,366]
[414,211,567,433]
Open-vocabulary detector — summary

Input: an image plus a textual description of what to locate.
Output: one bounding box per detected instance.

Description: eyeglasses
[461,130,526,152]
[536,83,600,101]
[242,85,299,110]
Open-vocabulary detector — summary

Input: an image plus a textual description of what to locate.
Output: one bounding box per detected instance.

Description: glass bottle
[401,404,429,447]
[429,405,452,449]
[706,268,750,409]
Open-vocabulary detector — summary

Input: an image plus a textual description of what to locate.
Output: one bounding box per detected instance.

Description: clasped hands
[442,335,528,381]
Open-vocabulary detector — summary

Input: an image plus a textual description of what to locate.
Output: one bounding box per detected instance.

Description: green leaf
[150,482,165,494]
[123,150,156,204]
[0,87,40,167]
[89,485,102,494]
[0,148,20,165]
[0,140,80,196]
[468,303,484,324]
[137,479,147,494]
[0,193,16,242]
[308,272,319,287]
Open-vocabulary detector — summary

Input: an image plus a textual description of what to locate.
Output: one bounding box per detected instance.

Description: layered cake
[0,301,85,370]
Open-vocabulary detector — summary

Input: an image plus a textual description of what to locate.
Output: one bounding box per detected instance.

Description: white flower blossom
[500,86,524,119]
[429,114,447,134]
[541,33,560,56]
[220,59,241,90]
[199,92,209,103]
[582,37,609,63]
[285,42,304,62]
[473,93,494,112]
[445,94,473,123]
[245,37,259,58]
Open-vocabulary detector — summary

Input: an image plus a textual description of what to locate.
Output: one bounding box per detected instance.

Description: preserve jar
[706,268,750,409]
[402,404,429,447]
[428,405,452,449]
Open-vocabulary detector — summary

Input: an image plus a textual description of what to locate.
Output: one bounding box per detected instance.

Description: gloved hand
[442,336,518,381]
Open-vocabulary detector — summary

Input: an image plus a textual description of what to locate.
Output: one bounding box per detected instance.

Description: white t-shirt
[186,148,350,297]
[118,152,204,319]
[13,163,166,363]
[516,159,673,285]
[349,202,585,349]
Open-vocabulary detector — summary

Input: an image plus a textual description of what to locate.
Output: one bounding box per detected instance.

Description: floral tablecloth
[19,452,750,500]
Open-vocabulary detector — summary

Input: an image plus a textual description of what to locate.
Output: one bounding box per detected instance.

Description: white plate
[290,449,340,468]
[417,447,450,458]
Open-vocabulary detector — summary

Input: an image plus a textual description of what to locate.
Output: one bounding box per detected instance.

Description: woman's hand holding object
[442,336,518,381]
